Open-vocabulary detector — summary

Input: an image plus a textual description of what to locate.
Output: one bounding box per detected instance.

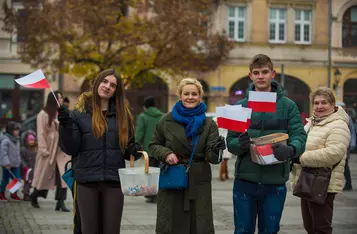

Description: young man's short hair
[143,96,156,108]
[249,54,274,72]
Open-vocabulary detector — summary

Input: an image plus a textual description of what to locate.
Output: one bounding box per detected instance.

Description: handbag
[62,160,74,192]
[293,163,339,205]
[159,136,199,190]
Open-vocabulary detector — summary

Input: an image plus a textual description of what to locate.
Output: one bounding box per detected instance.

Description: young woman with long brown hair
[58,69,142,234]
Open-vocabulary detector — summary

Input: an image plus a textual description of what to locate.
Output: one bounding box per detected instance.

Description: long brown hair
[44,90,62,127]
[91,69,134,150]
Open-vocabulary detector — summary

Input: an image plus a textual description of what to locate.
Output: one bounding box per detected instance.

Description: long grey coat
[32,110,69,190]
[149,113,220,234]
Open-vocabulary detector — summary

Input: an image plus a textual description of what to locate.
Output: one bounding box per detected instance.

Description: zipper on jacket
[259,113,266,183]
[103,133,107,181]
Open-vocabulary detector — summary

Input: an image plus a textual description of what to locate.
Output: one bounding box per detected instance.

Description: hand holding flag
[5,169,23,194]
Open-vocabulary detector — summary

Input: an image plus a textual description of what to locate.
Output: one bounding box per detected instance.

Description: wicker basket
[250,133,289,165]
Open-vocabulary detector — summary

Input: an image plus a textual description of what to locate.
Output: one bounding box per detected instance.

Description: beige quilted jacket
[291,106,351,193]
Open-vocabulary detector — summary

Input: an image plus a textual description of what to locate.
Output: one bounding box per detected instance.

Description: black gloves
[239,132,253,150]
[272,144,295,162]
[212,136,226,154]
[58,106,72,126]
[126,137,143,160]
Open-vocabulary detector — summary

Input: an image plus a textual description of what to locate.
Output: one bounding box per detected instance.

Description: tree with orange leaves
[2,0,233,86]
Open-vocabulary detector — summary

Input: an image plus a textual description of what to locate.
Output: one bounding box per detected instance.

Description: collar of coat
[306,106,350,127]
[74,92,116,116]
[246,80,285,99]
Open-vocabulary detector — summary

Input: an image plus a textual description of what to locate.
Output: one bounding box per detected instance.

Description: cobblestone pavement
[1,156,357,234]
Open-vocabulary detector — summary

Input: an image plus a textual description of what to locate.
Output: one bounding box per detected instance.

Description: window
[294,9,312,44]
[342,6,357,47]
[228,6,246,41]
[269,8,286,43]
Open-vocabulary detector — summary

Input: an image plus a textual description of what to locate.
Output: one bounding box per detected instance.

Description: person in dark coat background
[58,68,143,234]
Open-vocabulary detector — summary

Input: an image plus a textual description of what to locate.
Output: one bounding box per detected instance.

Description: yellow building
[332,0,357,117]
[191,0,331,115]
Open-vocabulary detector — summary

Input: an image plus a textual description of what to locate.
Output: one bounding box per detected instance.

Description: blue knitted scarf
[171,101,206,143]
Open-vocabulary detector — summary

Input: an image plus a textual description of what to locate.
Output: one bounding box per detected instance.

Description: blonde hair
[310,87,336,105]
[177,78,204,96]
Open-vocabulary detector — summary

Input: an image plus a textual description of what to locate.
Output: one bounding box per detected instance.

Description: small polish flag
[15,69,50,89]
[6,178,23,194]
[248,91,277,113]
[216,106,250,132]
[254,144,279,164]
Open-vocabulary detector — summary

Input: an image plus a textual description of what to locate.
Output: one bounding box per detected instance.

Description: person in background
[0,121,22,201]
[63,97,70,109]
[336,101,356,191]
[297,103,308,126]
[31,91,70,212]
[291,87,350,234]
[20,130,37,201]
[58,69,143,234]
[135,96,164,203]
[149,77,226,234]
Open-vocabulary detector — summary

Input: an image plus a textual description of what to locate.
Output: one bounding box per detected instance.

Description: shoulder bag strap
[186,135,200,172]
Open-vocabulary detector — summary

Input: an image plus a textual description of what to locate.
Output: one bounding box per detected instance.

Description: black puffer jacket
[59,93,141,183]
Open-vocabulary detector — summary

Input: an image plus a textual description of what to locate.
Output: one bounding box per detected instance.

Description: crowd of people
[0,54,356,234]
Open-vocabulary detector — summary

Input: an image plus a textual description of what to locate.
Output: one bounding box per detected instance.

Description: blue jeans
[233,178,287,234]
[0,167,21,193]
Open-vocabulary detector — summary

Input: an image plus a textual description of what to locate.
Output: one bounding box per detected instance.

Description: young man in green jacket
[227,54,307,234]
[135,96,164,203]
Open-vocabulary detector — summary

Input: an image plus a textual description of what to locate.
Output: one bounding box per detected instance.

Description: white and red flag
[6,178,23,194]
[15,69,50,89]
[216,106,251,133]
[253,144,279,164]
[248,91,277,113]
[15,69,60,107]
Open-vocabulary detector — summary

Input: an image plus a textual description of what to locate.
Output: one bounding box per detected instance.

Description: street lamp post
[333,68,341,91]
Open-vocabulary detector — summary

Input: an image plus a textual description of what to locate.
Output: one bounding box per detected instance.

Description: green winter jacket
[227,80,307,185]
[135,107,164,156]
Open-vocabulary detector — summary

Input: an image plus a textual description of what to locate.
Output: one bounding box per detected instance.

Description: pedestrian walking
[291,87,351,234]
[30,91,71,211]
[0,121,22,201]
[58,68,143,234]
[20,130,37,201]
[226,54,307,234]
[135,96,164,203]
[149,77,226,234]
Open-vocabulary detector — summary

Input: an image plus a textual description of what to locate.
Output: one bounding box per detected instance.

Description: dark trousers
[233,179,287,234]
[344,159,352,188]
[73,181,82,234]
[55,165,67,201]
[301,193,336,234]
[76,183,124,234]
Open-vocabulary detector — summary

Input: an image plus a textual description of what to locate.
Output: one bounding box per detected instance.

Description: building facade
[332,0,357,117]
[2,0,356,123]
[192,0,330,115]
[188,0,357,117]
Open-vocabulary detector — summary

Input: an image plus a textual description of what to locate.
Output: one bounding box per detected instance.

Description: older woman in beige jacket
[291,87,351,234]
